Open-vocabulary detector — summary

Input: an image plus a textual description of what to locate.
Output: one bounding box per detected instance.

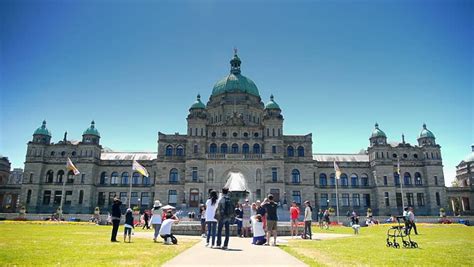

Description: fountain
[224,171,250,204]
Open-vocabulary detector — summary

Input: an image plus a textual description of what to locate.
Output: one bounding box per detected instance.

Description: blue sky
[1,0,472,186]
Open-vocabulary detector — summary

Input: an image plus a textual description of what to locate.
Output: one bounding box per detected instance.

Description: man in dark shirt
[262,194,278,246]
[110,197,122,242]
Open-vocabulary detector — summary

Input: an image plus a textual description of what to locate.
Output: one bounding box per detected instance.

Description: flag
[333,161,341,179]
[66,157,80,175]
[396,159,401,175]
[133,160,149,177]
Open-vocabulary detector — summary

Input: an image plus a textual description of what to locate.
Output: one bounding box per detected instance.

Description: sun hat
[153,200,162,208]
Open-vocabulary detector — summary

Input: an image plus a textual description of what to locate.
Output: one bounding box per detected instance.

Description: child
[251,214,267,245]
[124,208,134,243]
[159,212,180,245]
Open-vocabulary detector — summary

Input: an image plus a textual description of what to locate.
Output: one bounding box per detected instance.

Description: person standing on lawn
[262,194,279,246]
[303,200,313,239]
[124,208,134,243]
[142,210,150,230]
[323,209,330,230]
[289,201,300,238]
[150,200,163,242]
[110,197,122,242]
[318,209,324,229]
[408,207,419,235]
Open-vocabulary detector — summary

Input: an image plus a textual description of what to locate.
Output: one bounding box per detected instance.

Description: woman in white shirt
[150,200,163,242]
[251,214,267,245]
[204,190,218,247]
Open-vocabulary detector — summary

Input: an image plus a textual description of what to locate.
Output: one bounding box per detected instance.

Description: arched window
[242,144,250,154]
[208,169,214,182]
[330,173,336,186]
[287,146,294,157]
[319,173,327,187]
[340,173,348,187]
[297,146,304,157]
[176,145,184,156]
[110,172,118,185]
[394,172,400,185]
[351,174,359,187]
[67,170,75,183]
[415,172,423,185]
[361,173,369,186]
[256,169,262,183]
[404,172,412,185]
[121,172,129,185]
[231,144,239,154]
[193,144,198,154]
[253,144,261,154]
[132,172,140,185]
[165,145,173,156]
[210,143,217,154]
[46,170,54,183]
[57,170,64,183]
[169,169,179,183]
[291,169,301,184]
[220,143,228,154]
[100,172,107,185]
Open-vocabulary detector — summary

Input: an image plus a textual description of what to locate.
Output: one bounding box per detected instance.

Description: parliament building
[20,53,447,216]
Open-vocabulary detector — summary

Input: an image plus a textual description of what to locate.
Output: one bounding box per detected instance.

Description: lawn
[280,224,474,266]
[0,221,198,266]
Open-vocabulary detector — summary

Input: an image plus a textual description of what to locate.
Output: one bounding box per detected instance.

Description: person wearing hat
[150,200,163,242]
[110,197,122,242]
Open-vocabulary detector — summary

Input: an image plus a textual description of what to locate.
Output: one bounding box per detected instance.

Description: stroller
[386,216,418,248]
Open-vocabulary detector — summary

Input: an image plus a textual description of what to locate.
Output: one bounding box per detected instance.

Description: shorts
[291,219,298,223]
[266,220,277,231]
[124,227,132,235]
[243,219,251,228]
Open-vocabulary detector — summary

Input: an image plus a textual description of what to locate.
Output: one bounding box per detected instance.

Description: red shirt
[290,206,300,220]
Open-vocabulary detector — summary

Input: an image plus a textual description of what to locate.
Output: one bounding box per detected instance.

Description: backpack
[223,196,235,217]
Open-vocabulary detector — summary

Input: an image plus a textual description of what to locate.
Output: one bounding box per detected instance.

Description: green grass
[280,224,474,266]
[0,221,198,266]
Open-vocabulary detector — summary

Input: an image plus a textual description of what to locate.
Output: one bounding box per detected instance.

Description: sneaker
[221,246,228,250]
[205,243,209,247]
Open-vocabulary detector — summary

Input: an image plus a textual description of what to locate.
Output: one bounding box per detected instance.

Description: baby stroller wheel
[386,241,392,247]
[411,242,418,248]
[394,242,400,248]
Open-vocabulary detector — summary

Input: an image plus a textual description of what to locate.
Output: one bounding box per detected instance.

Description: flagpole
[58,168,67,220]
[399,159,405,210]
[335,176,340,225]
[128,166,133,209]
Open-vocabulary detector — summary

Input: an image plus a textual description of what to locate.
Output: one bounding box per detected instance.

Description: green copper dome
[211,52,260,97]
[464,145,474,163]
[190,94,206,109]
[371,123,386,138]
[419,123,435,139]
[265,95,281,110]
[33,120,52,136]
[83,121,100,137]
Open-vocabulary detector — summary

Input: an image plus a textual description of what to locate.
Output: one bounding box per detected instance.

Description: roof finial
[234,47,238,55]
[64,131,67,142]
[423,123,427,129]
[42,120,47,128]
[270,94,274,101]
[375,122,379,128]
[230,48,241,74]
[197,94,201,100]
[471,144,474,152]
[402,133,405,144]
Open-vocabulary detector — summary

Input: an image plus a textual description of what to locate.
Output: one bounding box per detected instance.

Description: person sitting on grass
[124,208,134,243]
[159,212,180,245]
[251,214,267,245]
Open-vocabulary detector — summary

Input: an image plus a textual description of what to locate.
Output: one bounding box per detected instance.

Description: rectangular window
[406,193,414,206]
[363,194,371,207]
[272,168,277,182]
[130,192,139,206]
[27,190,32,204]
[394,174,400,186]
[436,192,441,206]
[434,176,438,186]
[416,193,425,206]
[108,192,116,206]
[342,193,350,207]
[321,193,328,207]
[272,145,276,154]
[29,173,33,183]
[141,192,150,206]
[383,176,388,186]
[192,167,198,181]
[314,193,318,207]
[384,192,390,206]
[396,193,403,207]
[168,190,177,204]
[43,190,51,205]
[292,191,301,205]
[52,191,62,205]
[81,174,85,184]
[193,145,198,154]
[120,192,127,204]
[256,189,261,200]
[331,193,337,207]
[142,176,150,185]
[352,193,360,207]
[65,191,72,205]
[98,192,106,206]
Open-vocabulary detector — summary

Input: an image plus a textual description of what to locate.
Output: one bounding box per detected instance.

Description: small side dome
[33,120,52,137]
[83,121,100,137]
[190,94,206,109]
[371,123,386,138]
[265,95,281,110]
[419,123,435,139]
[464,144,474,163]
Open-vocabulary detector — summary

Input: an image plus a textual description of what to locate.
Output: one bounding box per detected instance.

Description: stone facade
[446,145,474,215]
[0,156,22,212]
[19,53,447,216]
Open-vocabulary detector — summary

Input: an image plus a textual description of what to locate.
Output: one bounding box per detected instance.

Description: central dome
[211,52,260,97]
